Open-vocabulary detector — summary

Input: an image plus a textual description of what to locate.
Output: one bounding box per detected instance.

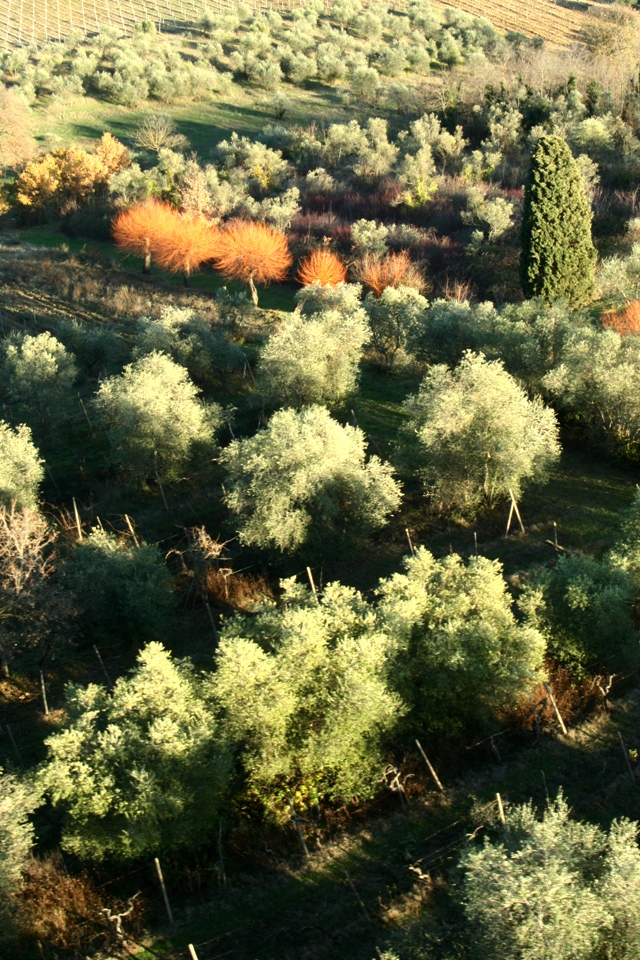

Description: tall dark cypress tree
[520,135,596,306]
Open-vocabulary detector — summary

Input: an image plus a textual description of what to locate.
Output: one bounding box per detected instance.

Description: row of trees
[107,131,596,308]
[2,479,640,874]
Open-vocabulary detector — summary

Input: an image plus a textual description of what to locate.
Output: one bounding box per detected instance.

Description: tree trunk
[183,268,190,287]
[248,276,259,307]
[143,250,151,274]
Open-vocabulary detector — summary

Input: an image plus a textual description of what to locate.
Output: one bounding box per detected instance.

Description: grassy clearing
[33,79,354,155]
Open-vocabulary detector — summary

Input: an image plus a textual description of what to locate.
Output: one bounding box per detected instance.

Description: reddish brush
[602,301,640,336]
[212,219,292,305]
[355,250,424,297]
[296,248,347,287]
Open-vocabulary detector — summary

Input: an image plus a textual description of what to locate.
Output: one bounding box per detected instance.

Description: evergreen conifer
[520,135,596,306]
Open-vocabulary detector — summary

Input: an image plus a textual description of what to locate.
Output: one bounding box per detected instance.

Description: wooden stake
[508,488,525,534]
[155,468,169,512]
[496,792,506,824]
[474,531,478,556]
[618,730,635,783]
[93,645,113,689]
[79,397,94,435]
[287,797,309,858]
[415,739,444,793]
[6,724,22,765]
[505,499,514,537]
[543,682,567,735]
[306,566,319,601]
[553,521,558,551]
[217,820,226,887]
[124,514,139,546]
[188,946,199,960]
[72,497,83,541]
[204,602,220,643]
[154,857,174,926]
[344,870,373,925]
[405,528,415,556]
[40,670,49,716]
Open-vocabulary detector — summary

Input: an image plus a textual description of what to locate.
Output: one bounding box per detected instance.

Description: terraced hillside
[1,0,602,48]
[431,0,591,46]
[0,0,300,46]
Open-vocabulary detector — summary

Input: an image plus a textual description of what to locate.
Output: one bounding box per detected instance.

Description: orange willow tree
[296,249,347,287]
[112,199,172,274]
[212,220,292,306]
[152,214,220,286]
[113,202,220,284]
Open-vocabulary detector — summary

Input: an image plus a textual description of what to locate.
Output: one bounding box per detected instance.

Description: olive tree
[2,332,77,430]
[400,352,561,516]
[543,328,640,458]
[377,548,545,735]
[363,285,428,368]
[213,578,402,810]
[134,306,244,386]
[220,405,402,553]
[40,642,230,862]
[258,307,370,408]
[0,767,39,924]
[460,793,640,960]
[94,351,222,482]
[65,528,174,644]
[0,422,44,510]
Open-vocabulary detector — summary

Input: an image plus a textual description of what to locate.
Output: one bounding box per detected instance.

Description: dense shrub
[65,529,175,645]
[377,548,545,735]
[400,352,561,516]
[40,643,230,861]
[213,578,401,809]
[220,405,401,553]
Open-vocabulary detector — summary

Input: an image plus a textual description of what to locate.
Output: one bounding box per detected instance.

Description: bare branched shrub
[0,506,73,675]
[353,250,425,297]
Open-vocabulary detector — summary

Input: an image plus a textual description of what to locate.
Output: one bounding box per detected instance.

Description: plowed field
[0,0,298,46]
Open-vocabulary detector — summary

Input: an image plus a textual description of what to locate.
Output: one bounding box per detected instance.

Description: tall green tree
[377,548,545,736]
[460,793,640,960]
[40,642,230,862]
[221,405,401,553]
[0,767,39,924]
[213,578,402,810]
[520,134,596,306]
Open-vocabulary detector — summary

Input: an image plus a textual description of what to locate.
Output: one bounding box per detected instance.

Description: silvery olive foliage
[213,577,402,808]
[94,351,222,482]
[220,405,402,552]
[377,547,546,734]
[258,304,370,408]
[40,642,231,861]
[0,421,44,511]
[460,793,640,960]
[400,352,561,516]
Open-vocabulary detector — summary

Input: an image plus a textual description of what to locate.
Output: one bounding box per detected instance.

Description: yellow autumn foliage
[17,133,130,214]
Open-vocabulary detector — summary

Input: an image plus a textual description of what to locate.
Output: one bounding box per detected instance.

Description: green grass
[32,76,353,154]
